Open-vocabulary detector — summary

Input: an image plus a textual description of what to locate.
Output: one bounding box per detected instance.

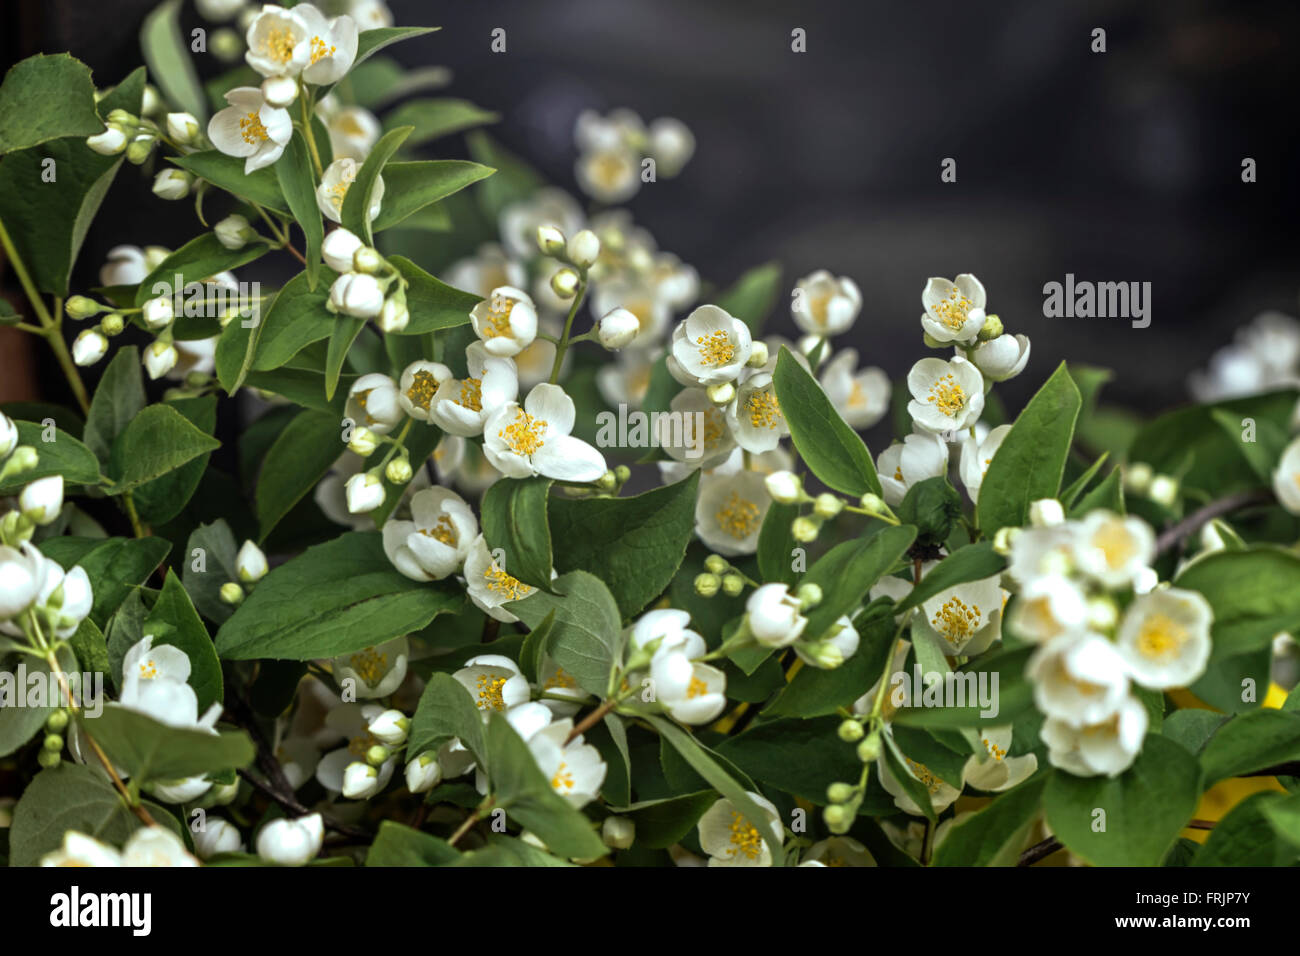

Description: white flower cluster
[1189,310,1300,402]
[573,108,694,203]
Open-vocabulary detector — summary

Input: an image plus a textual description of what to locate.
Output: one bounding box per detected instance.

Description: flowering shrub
[1,1,1299,870]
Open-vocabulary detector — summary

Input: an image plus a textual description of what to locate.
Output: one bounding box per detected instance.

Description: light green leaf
[83,346,145,466]
[371,160,495,232]
[365,821,460,866]
[506,571,622,696]
[140,0,207,120]
[388,255,479,335]
[170,150,288,213]
[1199,710,1300,786]
[133,232,267,306]
[215,532,465,660]
[481,476,554,591]
[83,706,254,783]
[106,404,221,494]
[407,671,487,768]
[0,647,78,757]
[615,791,718,849]
[1192,792,1296,866]
[251,270,337,370]
[325,316,366,401]
[37,535,170,628]
[0,54,101,154]
[342,125,411,244]
[275,128,324,290]
[932,775,1047,866]
[381,98,499,146]
[182,519,240,625]
[0,421,101,495]
[1174,547,1300,662]
[802,524,916,642]
[145,571,223,711]
[131,394,217,524]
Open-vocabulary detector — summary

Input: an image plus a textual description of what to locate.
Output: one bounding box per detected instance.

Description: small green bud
[694,572,720,598]
[614,465,631,484]
[837,719,864,743]
[859,492,885,514]
[721,573,745,597]
[791,516,821,543]
[796,582,823,610]
[100,313,125,336]
[704,554,729,575]
[385,457,413,485]
[366,744,391,767]
[813,492,843,519]
[65,296,104,320]
[827,782,854,804]
[823,804,849,831]
[0,446,38,481]
[105,109,135,128]
[43,733,64,753]
[977,313,1003,341]
[37,750,61,769]
[550,267,580,299]
[125,134,156,165]
[856,732,881,763]
[219,581,245,606]
[597,469,618,491]
[46,709,69,733]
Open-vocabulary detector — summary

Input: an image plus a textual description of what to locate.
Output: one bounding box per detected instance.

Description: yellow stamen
[715,492,761,540]
[746,389,782,430]
[348,647,388,686]
[1135,612,1186,661]
[931,595,981,647]
[695,330,735,367]
[499,409,547,456]
[239,111,269,145]
[475,673,509,711]
[926,373,966,417]
[482,293,517,339]
[420,513,457,547]
[727,810,764,860]
[405,369,439,412]
[309,35,336,64]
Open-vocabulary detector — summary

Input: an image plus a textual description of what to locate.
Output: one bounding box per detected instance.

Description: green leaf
[325,316,366,401]
[518,611,556,684]
[1043,735,1201,866]
[275,128,324,290]
[1161,708,1228,757]
[1060,452,1110,509]
[485,711,607,860]
[388,256,479,334]
[1192,793,1296,866]
[773,346,881,497]
[132,395,218,524]
[977,362,1082,534]
[145,571,223,712]
[756,502,799,587]
[134,233,267,306]
[894,541,1007,615]
[616,791,718,849]
[891,645,1035,728]
[7,763,180,866]
[547,472,700,618]
[802,524,917,642]
[896,476,961,546]
[254,408,345,540]
[352,27,439,71]
[182,520,240,625]
[481,476,554,591]
[1262,789,1300,849]
[766,602,895,717]
[717,716,861,805]
[365,821,461,866]
[713,262,782,335]
[215,532,464,660]
[83,706,254,783]
[1070,466,1124,517]
[1174,546,1300,662]
[140,0,207,120]
[214,306,262,394]
[647,715,784,866]
[1198,710,1300,786]
[466,130,544,221]
[407,672,487,768]
[381,98,499,146]
[0,647,77,757]
[932,775,1047,866]
[0,421,101,495]
[252,271,339,371]
[106,404,221,494]
[170,150,288,213]
[371,160,495,233]
[507,571,622,696]
[343,125,411,245]
[38,535,170,628]
[83,346,145,466]
[0,54,101,154]
[882,730,938,823]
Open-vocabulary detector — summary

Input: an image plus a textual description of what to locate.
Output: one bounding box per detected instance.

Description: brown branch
[565,696,618,745]
[447,800,491,847]
[236,768,369,840]
[1155,489,1270,555]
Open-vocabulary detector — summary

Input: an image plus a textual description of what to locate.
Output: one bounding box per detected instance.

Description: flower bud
[536,224,567,256]
[856,733,881,763]
[0,446,38,481]
[566,229,600,268]
[365,744,391,767]
[214,213,255,250]
[721,573,745,597]
[352,246,384,275]
[345,472,385,514]
[65,296,104,320]
[601,816,635,850]
[329,273,384,319]
[72,329,109,366]
[823,804,849,830]
[1124,462,1154,495]
[152,168,193,200]
[141,296,174,330]
[922,331,944,349]
[693,572,720,597]
[703,554,729,575]
[803,640,845,669]
[43,733,63,753]
[858,492,885,514]
[977,312,1004,341]
[141,85,162,116]
[827,782,854,804]
[143,340,178,380]
[746,583,807,647]
[47,709,69,732]
[597,308,639,350]
[368,709,409,746]
[261,74,298,108]
[347,426,379,457]
[342,761,381,798]
[236,540,268,583]
[0,413,16,459]
[322,228,364,274]
[211,27,243,61]
[193,818,244,860]
[813,492,843,519]
[20,475,63,525]
[597,469,618,492]
[705,382,734,405]
[125,134,156,165]
[405,752,442,793]
[256,814,323,866]
[992,525,1018,555]
[86,126,127,155]
[1149,474,1179,508]
[1028,498,1065,528]
[1085,595,1118,631]
[378,295,410,333]
[166,112,201,145]
[219,582,245,605]
[746,341,769,368]
[791,516,820,542]
[764,470,802,504]
[550,267,580,299]
[100,314,125,337]
[614,464,631,484]
[796,582,823,609]
[37,750,60,769]
[837,719,864,743]
[385,457,413,484]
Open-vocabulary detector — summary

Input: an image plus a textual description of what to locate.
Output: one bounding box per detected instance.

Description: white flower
[957,423,1010,505]
[344,472,384,513]
[86,126,127,155]
[315,702,393,794]
[695,469,770,556]
[483,383,607,481]
[256,813,324,866]
[341,761,383,798]
[331,637,409,699]
[667,305,753,386]
[576,146,641,203]
[142,295,174,330]
[906,355,985,433]
[316,157,382,224]
[1041,694,1147,777]
[429,344,518,437]
[656,387,735,469]
[1007,524,1076,584]
[165,111,201,143]
[207,86,292,173]
[819,348,889,429]
[726,371,787,453]
[405,751,442,793]
[1115,588,1213,689]
[396,360,452,423]
[970,333,1030,382]
[527,719,607,808]
[244,4,311,77]
[328,271,384,318]
[1028,633,1130,727]
[697,792,782,867]
[295,3,359,85]
[628,611,729,724]
[764,470,801,504]
[71,327,107,368]
[463,535,538,623]
[152,168,192,199]
[746,583,807,648]
[41,831,123,867]
[20,475,63,525]
[0,411,16,457]
[1028,498,1065,528]
[804,836,876,867]
[589,277,671,349]
[99,244,156,287]
[792,270,862,337]
[598,307,640,350]
[193,818,244,860]
[347,0,392,30]
[878,745,963,817]
[916,575,1004,656]
[454,654,532,716]
[1273,436,1300,515]
[963,725,1038,792]
[0,543,47,619]
[647,116,695,176]
[445,243,528,298]
[381,486,478,582]
[920,274,987,343]
[322,102,380,161]
[346,373,403,433]
[877,430,948,508]
[1071,510,1155,589]
[322,227,364,273]
[470,286,538,358]
[1009,574,1087,644]
[499,188,584,260]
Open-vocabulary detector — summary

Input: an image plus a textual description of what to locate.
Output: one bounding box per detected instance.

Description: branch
[1155,489,1271,556]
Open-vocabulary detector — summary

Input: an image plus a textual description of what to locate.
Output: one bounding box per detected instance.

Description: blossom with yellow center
[715,491,761,540]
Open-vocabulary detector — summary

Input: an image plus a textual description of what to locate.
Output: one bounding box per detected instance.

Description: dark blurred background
[4,0,1299,414]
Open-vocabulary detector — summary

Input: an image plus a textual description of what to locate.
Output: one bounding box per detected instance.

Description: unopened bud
[795,583,823,609]
[837,719,864,743]
[856,733,881,763]
[365,744,391,767]
[827,782,854,804]
[705,382,734,405]
[703,554,728,575]
[219,582,245,605]
[550,267,580,299]
[353,246,384,275]
[813,493,843,519]
[746,341,769,368]
[721,573,745,597]
[536,224,566,256]
[791,516,821,543]
[1149,474,1179,508]
[385,457,413,484]
[694,572,720,598]
[566,229,600,268]
[977,313,1003,341]
[65,296,104,320]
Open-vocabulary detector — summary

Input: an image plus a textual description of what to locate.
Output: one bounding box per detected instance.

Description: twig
[565,696,618,745]
[1154,489,1270,556]
[236,769,369,840]
[447,803,488,847]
